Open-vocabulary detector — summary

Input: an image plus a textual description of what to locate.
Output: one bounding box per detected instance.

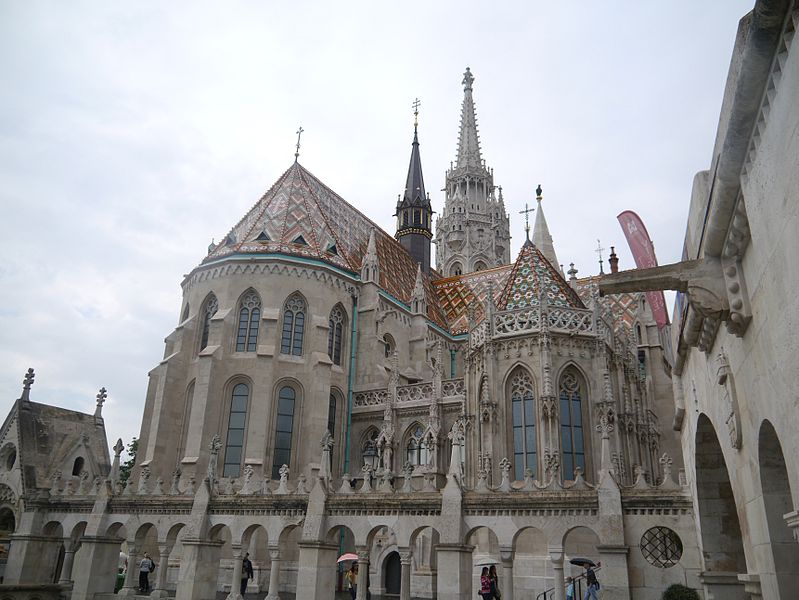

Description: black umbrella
[569,557,596,567]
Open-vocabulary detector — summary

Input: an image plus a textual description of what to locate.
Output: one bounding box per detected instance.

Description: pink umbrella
[337,552,359,563]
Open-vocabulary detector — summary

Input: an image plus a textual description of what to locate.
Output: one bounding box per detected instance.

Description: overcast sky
[0,1,752,458]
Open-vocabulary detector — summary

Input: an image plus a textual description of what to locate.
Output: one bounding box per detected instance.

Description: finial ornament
[412,98,421,129]
[462,67,474,91]
[20,368,35,404]
[595,239,606,274]
[536,184,543,199]
[519,202,534,242]
[294,126,304,161]
[95,387,107,412]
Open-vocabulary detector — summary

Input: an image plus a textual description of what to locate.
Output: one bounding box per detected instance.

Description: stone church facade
[5,4,796,596]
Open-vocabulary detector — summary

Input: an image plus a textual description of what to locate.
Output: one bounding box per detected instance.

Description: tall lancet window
[199,294,218,351]
[559,369,586,479]
[236,290,261,352]
[223,383,249,477]
[510,369,537,481]
[272,386,296,479]
[280,294,306,356]
[327,305,345,365]
[406,424,429,466]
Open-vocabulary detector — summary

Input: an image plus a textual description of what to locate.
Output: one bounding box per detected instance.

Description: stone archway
[758,420,797,598]
[383,550,401,595]
[695,415,746,599]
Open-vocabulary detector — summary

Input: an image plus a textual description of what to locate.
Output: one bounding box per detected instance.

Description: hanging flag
[616,210,670,329]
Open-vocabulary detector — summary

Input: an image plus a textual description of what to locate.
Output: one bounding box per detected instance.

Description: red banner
[617,210,669,329]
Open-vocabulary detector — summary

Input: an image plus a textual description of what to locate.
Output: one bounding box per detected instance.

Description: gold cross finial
[412,98,421,129]
[294,126,304,161]
[519,202,535,242]
[595,239,606,274]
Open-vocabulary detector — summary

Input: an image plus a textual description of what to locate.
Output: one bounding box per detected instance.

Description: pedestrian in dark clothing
[583,562,600,600]
[240,552,254,594]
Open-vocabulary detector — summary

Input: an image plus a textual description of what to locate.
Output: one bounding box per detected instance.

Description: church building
[9,27,789,596]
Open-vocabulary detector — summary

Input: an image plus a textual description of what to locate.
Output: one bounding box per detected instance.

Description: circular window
[641,526,683,568]
[0,444,16,472]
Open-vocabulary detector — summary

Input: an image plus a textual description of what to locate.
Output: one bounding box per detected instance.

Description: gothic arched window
[236,290,261,352]
[280,294,306,356]
[327,305,345,365]
[327,392,337,437]
[199,294,218,351]
[405,425,429,466]
[272,386,296,479]
[559,369,586,479]
[383,334,395,359]
[451,262,463,277]
[223,383,249,477]
[510,370,536,481]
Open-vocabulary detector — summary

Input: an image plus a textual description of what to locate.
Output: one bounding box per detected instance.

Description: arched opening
[450,262,463,277]
[758,420,797,597]
[384,551,401,595]
[563,526,601,598]
[513,526,549,598]
[327,525,357,594]
[695,415,746,595]
[474,261,487,272]
[409,526,439,598]
[467,526,500,597]
[0,506,15,582]
[240,524,269,593]
[72,457,84,477]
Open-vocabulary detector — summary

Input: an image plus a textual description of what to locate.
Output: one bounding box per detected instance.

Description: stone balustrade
[354,378,464,408]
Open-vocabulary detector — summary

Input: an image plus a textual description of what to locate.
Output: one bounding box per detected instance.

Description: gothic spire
[531,185,561,271]
[455,67,483,171]
[400,113,428,209]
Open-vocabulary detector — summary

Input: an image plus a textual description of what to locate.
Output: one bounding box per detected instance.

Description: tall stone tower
[434,67,511,276]
[395,108,433,272]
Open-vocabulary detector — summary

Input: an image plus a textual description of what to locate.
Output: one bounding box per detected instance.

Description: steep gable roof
[433,265,512,334]
[204,161,448,327]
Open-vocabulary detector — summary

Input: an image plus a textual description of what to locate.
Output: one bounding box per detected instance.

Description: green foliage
[662,584,700,600]
[118,437,138,484]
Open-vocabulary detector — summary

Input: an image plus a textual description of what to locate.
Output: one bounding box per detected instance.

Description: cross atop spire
[413,98,421,130]
[519,203,534,242]
[294,126,304,161]
[595,239,606,274]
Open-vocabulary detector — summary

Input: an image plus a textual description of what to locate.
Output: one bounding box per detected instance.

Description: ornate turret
[531,185,561,273]
[395,99,433,272]
[434,68,511,276]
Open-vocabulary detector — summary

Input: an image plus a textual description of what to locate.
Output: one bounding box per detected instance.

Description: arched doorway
[758,420,797,598]
[384,551,401,595]
[695,415,746,598]
[0,507,15,583]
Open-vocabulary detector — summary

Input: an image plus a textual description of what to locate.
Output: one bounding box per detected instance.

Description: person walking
[489,564,501,599]
[138,552,156,593]
[583,562,600,600]
[565,576,575,600]
[346,563,358,600]
[240,552,254,595]
[479,566,494,600]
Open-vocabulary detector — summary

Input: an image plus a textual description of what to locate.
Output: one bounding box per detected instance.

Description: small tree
[663,584,700,600]
[118,437,138,484]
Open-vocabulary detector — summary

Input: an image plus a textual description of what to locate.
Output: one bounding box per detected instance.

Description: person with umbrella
[569,558,600,600]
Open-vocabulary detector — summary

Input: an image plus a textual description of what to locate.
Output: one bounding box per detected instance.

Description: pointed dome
[498,241,584,310]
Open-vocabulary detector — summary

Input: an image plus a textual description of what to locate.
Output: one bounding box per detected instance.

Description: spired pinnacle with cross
[596,239,606,274]
[519,201,535,242]
[294,126,304,161]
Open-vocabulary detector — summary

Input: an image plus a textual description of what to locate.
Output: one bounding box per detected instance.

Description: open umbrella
[337,552,359,563]
[569,557,596,567]
[475,557,498,567]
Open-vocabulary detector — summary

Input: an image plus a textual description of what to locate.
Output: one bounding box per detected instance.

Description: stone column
[4,533,64,584]
[548,546,565,600]
[355,549,370,600]
[596,545,630,600]
[399,549,412,600]
[57,543,77,585]
[226,544,244,600]
[265,547,281,600]
[295,540,339,600]
[118,544,140,597]
[499,546,514,600]
[175,537,225,600]
[435,543,473,600]
[70,535,125,598]
[151,544,173,599]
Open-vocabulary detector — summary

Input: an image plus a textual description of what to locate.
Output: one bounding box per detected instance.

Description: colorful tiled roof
[574,276,639,334]
[433,265,513,334]
[204,161,448,328]
[497,241,585,310]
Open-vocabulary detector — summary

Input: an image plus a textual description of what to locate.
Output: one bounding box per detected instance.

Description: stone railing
[490,305,594,340]
[469,321,488,348]
[354,378,465,408]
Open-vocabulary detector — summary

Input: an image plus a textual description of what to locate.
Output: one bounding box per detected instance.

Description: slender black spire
[395,98,433,272]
